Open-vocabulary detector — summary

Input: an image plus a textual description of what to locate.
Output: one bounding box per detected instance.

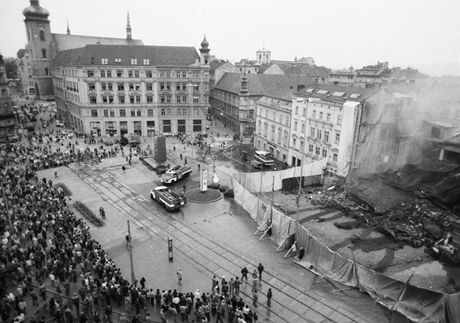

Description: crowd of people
[0,135,270,323]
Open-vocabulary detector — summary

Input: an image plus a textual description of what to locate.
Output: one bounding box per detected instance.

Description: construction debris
[311,186,455,249]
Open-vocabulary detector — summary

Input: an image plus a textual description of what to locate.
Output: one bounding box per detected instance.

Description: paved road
[36,157,407,323]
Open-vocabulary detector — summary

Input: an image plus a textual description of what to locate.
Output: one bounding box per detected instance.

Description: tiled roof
[295,84,379,102]
[53,44,200,67]
[52,33,143,52]
[270,61,329,77]
[214,73,314,99]
[210,60,228,71]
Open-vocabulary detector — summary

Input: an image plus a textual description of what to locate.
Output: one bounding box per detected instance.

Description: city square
[1,0,460,322]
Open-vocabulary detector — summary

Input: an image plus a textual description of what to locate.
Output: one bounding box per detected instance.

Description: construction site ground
[257,189,460,294]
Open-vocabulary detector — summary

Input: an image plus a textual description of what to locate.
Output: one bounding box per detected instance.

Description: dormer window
[115,58,122,64]
[131,58,137,65]
[143,59,150,65]
[101,58,108,65]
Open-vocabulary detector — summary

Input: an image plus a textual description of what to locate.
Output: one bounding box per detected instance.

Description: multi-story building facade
[254,94,293,163]
[289,86,378,177]
[211,73,313,137]
[17,47,35,96]
[22,0,143,99]
[52,43,210,137]
[0,55,17,142]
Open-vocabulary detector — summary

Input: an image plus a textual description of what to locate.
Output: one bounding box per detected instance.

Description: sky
[2,0,460,76]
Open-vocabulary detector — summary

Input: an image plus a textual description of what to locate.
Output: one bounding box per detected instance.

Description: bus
[254,150,274,166]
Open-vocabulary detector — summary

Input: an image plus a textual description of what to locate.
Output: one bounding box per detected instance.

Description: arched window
[39,30,45,41]
[42,49,47,58]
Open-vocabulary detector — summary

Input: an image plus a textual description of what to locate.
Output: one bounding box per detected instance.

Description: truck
[150,186,185,211]
[161,165,192,184]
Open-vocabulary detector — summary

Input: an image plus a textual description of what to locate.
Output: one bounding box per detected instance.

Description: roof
[52,33,143,52]
[214,73,314,99]
[295,84,379,103]
[53,44,200,67]
[270,61,329,77]
[210,60,228,71]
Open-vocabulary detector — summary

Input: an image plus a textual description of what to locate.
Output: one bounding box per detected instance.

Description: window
[109,96,114,104]
[45,68,49,76]
[115,58,122,64]
[176,83,181,91]
[166,109,171,115]
[315,146,320,155]
[312,110,316,119]
[310,127,315,137]
[147,109,154,117]
[102,83,107,91]
[136,95,141,103]
[309,144,314,153]
[166,96,171,103]
[295,106,299,115]
[146,83,153,91]
[176,96,181,103]
[117,70,123,77]
[335,133,340,144]
[337,114,343,125]
[193,97,199,104]
[178,119,186,133]
[182,108,187,115]
[147,95,153,103]
[136,109,141,117]
[160,82,165,91]
[333,153,338,163]
[317,129,322,140]
[118,83,124,91]
[39,30,45,41]
[134,70,139,78]
[146,70,153,78]
[130,96,135,104]
[327,113,331,122]
[160,96,165,103]
[301,123,305,132]
[303,108,306,117]
[104,110,109,117]
[110,110,115,117]
[87,70,94,77]
[89,96,97,104]
[102,96,108,103]
[147,120,155,128]
[319,112,323,120]
[128,70,134,78]
[292,137,297,147]
[131,58,137,65]
[166,83,171,91]
[294,121,298,131]
[130,109,135,116]
[143,59,150,65]
[101,58,108,65]
[42,49,47,58]
[163,120,171,132]
[324,131,329,143]
[161,109,165,116]
[193,119,202,132]
[91,110,98,117]
[177,108,181,115]
[322,149,328,158]
[120,109,126,117]
[118,95,125,104]
[100,70,107,77]
[134,83,140,91]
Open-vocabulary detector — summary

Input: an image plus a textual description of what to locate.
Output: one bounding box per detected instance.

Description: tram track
[70,164,361,323]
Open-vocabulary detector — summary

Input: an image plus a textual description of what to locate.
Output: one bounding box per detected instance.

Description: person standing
[266,288,272,308]
[241,267,248,283]
[234,277,241,296]
[177,268,183,285]
[252,290,258,307]
[257,263,264,281]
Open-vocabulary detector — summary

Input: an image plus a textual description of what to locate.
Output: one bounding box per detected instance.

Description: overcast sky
[2,0,460,76]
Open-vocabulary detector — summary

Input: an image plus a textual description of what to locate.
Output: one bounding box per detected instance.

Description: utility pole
[127,220,136,285]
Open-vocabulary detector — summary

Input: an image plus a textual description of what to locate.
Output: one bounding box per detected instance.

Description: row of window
[86,69,205,79]
[88,82,204,93]
[89,94,202,105]
[89,107,199,118]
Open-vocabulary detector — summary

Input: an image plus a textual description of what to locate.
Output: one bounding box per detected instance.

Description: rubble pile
[311,187,454,248]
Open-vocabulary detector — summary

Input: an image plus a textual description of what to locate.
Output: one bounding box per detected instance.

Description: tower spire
[126,10,132,41]
[66,20,70,35]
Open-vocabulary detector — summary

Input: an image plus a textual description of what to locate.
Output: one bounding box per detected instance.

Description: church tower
[199,35,210,65]
[23,0,53,98]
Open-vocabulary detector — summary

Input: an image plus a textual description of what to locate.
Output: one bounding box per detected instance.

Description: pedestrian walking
[257,263,264,281]
[177,268,183,285]
[267,288,272,307]
[234,277,241,295]
[122,165,126,174]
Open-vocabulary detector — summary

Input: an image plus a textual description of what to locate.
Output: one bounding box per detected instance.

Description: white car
[56,122,64,127]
